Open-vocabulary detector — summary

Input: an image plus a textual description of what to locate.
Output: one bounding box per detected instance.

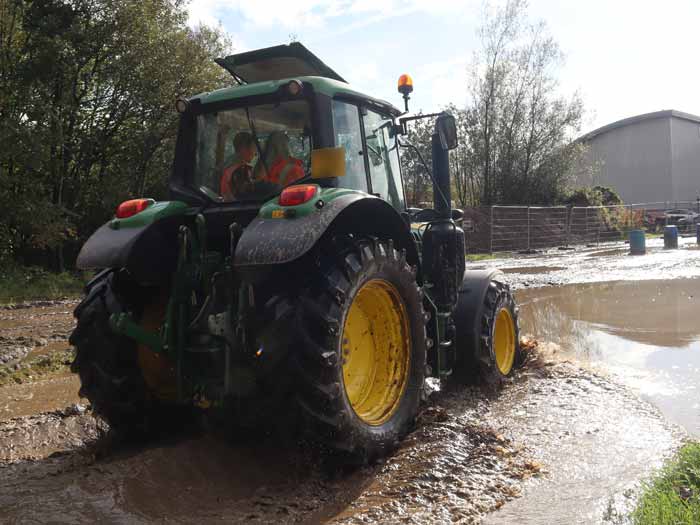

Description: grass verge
[466,253,498,262]
[632,442,700,524]
[0,266,87,304]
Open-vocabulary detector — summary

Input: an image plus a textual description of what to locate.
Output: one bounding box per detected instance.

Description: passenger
[220,132,256,201]
[257,131,304,187]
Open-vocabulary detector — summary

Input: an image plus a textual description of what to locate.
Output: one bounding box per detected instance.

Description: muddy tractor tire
[451,277,521,387]
[291,236,427,461]
[69,271,162,436]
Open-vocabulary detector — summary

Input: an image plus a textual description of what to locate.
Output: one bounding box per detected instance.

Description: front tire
[451,279,521,387]
[291,236,427,461]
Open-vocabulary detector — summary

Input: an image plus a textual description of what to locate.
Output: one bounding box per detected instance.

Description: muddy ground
[3,240,699,523]
[0,286,686,524]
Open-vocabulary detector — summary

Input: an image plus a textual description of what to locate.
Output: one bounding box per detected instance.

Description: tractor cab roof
[215,42,346,84]
[192,43,401,117]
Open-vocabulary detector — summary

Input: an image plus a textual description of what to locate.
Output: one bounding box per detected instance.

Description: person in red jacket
[220,132,256,201]
[256,131,305,187]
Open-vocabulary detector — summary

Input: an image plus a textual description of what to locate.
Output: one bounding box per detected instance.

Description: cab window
[194,100,311,202]
[362,110,405,210]
[331,100,368,192]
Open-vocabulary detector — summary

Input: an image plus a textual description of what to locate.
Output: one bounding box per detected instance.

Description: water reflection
[517,279,700,436]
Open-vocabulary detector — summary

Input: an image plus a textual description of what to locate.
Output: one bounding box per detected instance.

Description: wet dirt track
[0,352,681,524]
[2,240,698,524]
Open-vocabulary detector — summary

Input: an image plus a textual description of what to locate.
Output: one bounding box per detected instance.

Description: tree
[0,0,232,269]
[462,0,584,206]
[400,115,434,207]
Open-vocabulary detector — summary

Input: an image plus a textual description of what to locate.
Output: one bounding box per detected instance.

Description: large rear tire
[69,271,150,433]
[69,272,183,437]
[290,236,427,461]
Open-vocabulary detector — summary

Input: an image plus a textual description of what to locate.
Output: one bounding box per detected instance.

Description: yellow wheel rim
[341,279,411,426]
[494,307,516,375]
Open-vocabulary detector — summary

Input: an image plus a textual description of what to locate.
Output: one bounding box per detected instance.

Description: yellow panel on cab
[311,147,346,179]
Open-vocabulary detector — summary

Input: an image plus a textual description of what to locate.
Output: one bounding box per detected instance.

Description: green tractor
[70,43,520,460]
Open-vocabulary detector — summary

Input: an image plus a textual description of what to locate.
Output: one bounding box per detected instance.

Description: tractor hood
[215,42,346,84]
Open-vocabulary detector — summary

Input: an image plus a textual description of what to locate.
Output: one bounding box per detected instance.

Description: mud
[1,373,82,421]
[0,301,75,368]
[0,343,682,524]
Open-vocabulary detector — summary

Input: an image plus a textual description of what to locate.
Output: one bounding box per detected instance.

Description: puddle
[516,278,700,436]
[0,373,82,421]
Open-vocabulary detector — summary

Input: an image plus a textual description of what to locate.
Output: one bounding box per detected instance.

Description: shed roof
[578,110,700,142]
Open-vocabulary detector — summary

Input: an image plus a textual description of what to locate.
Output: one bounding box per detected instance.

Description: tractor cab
[171,43,405,211]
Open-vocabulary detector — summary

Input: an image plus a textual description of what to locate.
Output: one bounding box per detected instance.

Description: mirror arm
[396,112,443,135]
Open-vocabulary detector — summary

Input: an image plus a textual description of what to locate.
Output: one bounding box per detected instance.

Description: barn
[576,110,700,204]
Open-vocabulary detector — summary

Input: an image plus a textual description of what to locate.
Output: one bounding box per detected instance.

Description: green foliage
[633,442,700,524]
[564,185,623,207]
[0,266,88,304]
[0,0,232,270]
[466,253,498,262]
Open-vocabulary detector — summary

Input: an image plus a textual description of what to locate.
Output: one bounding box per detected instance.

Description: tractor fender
[234,194,421,279]
[76,214,186,284]
[454,269,506,354]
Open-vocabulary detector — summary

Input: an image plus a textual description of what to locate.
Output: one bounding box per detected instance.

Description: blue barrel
[629,229,646,254]
[664,225,679,249]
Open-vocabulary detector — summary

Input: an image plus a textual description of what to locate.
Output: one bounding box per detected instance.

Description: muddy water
[0,373,81,421]
[516,278,700,437]
[485,363,681,525]
[0,359,682,524]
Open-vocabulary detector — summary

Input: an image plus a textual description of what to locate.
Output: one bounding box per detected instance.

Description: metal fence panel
[462,201,698,254]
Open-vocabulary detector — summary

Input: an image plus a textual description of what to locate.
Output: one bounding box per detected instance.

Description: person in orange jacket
[220,132,256,201]
[256,131,305,187]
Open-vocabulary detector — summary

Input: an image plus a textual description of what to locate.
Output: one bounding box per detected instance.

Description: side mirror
[436,113,458,150]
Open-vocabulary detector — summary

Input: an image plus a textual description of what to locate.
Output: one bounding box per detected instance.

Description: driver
[257,131,304,187]
[220,132,256,201]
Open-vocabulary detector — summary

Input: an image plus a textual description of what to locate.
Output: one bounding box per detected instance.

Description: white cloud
[414,57,470,112]
[186,0,472,30]
[187,0,343,29]
[187,0,227,28]
[348,61,380,85]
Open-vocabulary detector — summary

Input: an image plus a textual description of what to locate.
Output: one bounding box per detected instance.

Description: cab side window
[362,110,405,210]
[331,100,368,192]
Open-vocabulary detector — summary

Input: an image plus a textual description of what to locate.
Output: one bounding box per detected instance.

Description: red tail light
[279,185,317,206]
[116,198,155,219]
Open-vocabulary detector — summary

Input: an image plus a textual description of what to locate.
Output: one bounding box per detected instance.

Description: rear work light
[279,185,317,207]
[116,198,155,219]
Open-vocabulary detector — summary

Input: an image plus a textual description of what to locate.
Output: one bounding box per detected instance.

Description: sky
[187,0,700,135]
